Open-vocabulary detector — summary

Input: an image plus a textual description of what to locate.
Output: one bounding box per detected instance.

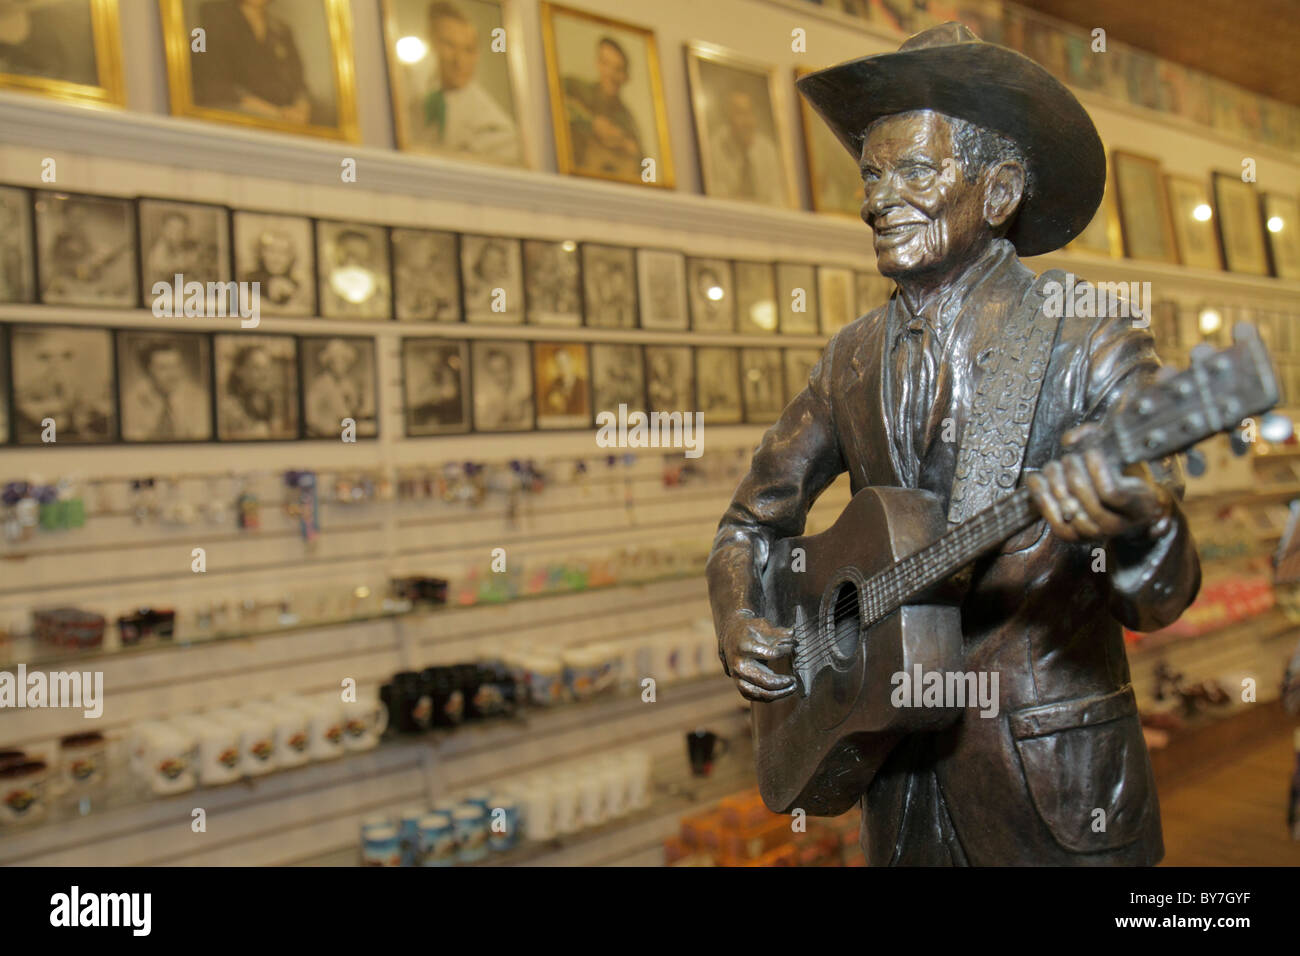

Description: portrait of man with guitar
[706,23,1279,865]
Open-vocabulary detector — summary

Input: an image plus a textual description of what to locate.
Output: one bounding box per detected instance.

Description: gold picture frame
[795,66,861,218]
[685,41,797,210]
[1211,171,1270,276]
[159,0,360,142]
[1262,192,1300,281]
[1163,174,1221,272]
[1067,151,1122,258]
[0,0,124,109]
[380,0,531,168]
[1111,150,1179,264]
[540,2,674,189]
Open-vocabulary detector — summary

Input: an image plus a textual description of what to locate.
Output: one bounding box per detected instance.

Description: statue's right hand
[721,614,797,702]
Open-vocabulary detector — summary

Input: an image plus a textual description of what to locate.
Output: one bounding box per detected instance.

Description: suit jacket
[706,241,1201,865]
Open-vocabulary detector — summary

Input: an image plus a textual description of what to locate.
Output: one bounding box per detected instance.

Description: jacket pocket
[1008,686,1151,853]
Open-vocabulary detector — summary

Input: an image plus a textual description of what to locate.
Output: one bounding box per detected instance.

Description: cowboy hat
[796,22,1104,256]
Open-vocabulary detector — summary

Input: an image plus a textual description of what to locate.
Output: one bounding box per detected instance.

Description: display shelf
[0,568,705,672]
[293,737,757,868]
[0,674,737,865]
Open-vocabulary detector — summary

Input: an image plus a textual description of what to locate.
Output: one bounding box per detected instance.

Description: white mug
[129,721,197,795]
[292,696,345,761]
[341,697,388,752]
[216,710,276,776]
[174,715,242,786]
[577,769,606,829]
[520,777,554,842]
[246,701,311,769]
[550,774,580,835]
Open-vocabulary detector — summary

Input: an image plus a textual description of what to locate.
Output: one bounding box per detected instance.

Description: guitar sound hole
[828,581,862,662]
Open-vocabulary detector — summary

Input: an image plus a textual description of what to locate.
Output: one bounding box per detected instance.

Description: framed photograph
[159,0,360,141]
[523,238,582,326]
[315,221,392,320]
[776,262,818,335]
[685,42,795,209]
[1111,151,1178,264]
[1262,193,1300,281]
[0,0,124,108]
[581,243,638,329]
[1211,173,1269,276]
[644,345,692,413]
[796,66,862,217]
[381,0,526,167]
[232,210,316,317]
[540,2,674,188]
[116,329,213,443]
[392,227,461,322]
[590,342,644,413]
[33,191,137,307]
[783,347,822,403]
[694,347,742,424]
[0,186,35,304]
[740,347,784,423]
[734,260,778,334]
[461,234,523,323]
[687,257,735,333]
[471,339,533,431]
[138,198,232,314]
[300,335,378,439]
[402,337,470,436]
[533,341,591,429]
[856,270,891,317]
[10,324,116,445]
[213,333,299,441]
[817,266,855,335]
[1163,175,1221,271]
[635,248,688,331]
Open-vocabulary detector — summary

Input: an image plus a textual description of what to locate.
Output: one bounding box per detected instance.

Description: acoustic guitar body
[755,486,964,816]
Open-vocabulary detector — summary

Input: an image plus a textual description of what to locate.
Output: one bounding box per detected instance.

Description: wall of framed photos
[1,0,1298,866]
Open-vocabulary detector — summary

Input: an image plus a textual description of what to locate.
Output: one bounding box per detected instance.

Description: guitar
[753,323,1281,816]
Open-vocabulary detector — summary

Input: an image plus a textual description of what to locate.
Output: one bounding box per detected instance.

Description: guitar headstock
[1110,323,1281,467]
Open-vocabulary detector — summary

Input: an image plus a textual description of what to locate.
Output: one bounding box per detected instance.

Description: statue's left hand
[1025,424,1174,544]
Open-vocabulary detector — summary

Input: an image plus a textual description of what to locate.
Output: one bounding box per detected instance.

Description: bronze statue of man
[707,23,1200,865]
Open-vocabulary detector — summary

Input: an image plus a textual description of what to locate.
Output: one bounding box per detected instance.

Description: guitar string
[788,496,1031,673]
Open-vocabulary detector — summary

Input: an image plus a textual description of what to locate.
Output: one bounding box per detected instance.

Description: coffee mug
[297,696,346,761]
[687,729,730,777]
[59,733,107,791]
[0,760,48,825]
[174,715,242,786]
[246,701,311,769]
[341,697,388,752]
[129,721,197,795]
[215,710,277,776]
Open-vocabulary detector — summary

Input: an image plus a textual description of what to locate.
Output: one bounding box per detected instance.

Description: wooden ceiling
[1014,0,1300,106]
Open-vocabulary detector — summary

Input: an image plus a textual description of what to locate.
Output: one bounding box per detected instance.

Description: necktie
[908,313,939,461]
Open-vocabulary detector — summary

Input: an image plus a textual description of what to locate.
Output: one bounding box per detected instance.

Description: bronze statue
[707,23,1217,866]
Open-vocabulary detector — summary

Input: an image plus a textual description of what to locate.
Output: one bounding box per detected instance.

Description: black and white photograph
[687,256,735,333]
[232,211,316,317]
[461,234,524,324]
[523,238,582,326]
[34,191,137,307]
[0,186,35,304]
[213,333,300,441]
[635,248,688,331]
[316,221,392,320]
[402,337,471,436]
[300,335,378,439]
[138,198,231,313]
[582,243,638,329]
[10,324,116,445]
[590,343,645,413]
[782,347,822,404]
[533,341,591,430]
[644,344,693,413]
[734,260,778,334]
[856,270,891,317]
[471,339,533,431]
[116,329,213,443]
[740,346,784,423]
[776,261,818,335]
[695,346,742,424]
[818,266,856,335]
[392,227,461,322]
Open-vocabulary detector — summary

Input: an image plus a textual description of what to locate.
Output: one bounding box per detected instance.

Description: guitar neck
[860,487,1039,629]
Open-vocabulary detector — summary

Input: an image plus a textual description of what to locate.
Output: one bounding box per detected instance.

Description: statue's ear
[984,161,1026,230]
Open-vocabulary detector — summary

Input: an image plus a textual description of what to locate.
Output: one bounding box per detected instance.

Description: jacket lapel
[842,300,905,490]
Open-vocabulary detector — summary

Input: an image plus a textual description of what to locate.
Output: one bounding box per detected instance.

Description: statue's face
[859,111,989,281]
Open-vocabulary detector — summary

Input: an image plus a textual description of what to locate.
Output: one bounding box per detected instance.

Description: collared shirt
[887,238,1018,493]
